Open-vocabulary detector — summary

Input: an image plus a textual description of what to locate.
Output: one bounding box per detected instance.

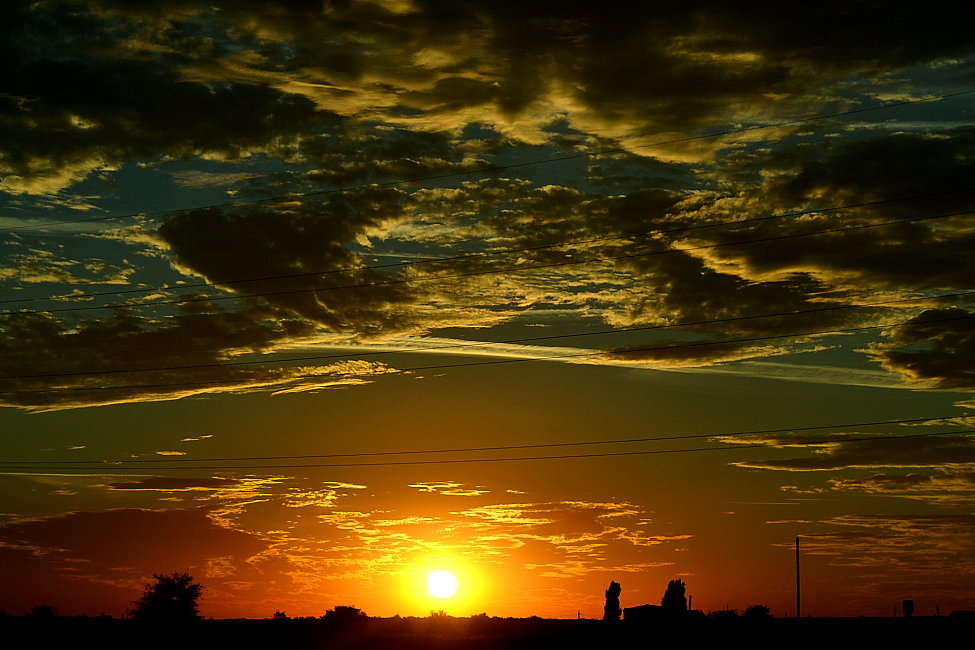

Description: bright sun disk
[427,570,458,599]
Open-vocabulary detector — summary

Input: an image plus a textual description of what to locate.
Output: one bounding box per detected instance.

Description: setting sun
[427,570,458,599]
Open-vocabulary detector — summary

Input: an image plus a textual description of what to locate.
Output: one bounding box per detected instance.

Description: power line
[4,185,973,308]
[1,429,970,472]
[2,87,973,234]
[2,310,972,395]
[4,206,972,317]
[5,289,974,381]
[2,414,962,465]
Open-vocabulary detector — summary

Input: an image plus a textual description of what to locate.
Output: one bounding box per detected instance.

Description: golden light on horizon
[398,558,491,615]
[427,570,459,599]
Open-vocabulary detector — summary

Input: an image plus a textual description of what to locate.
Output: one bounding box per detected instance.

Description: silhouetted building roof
[623,604,663,622]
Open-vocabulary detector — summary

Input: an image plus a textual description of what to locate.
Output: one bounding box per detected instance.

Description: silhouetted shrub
[743,605,772,619]
[132,571,203,622]
[324,605,366,621]
[27,605,56,619]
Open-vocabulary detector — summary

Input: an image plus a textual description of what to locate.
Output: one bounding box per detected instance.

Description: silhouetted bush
[322,605,367,633]
[27,605,56,619]
[132,571,203,622]
[324,605,366,621]
[743,605,772,619]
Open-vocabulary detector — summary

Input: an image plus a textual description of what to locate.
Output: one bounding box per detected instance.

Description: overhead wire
[1,428,970,473]
[1,414,964,465]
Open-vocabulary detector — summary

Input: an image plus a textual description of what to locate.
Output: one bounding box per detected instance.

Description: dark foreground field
[4,615,970,649]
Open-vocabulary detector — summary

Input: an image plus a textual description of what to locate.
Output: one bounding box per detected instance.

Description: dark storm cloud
[9,0,973,197]
[157,188,423,334]
[680,131,975,291]
[826,470,975,503]
[868,308,975,390]
[0,305,395,410]
[4,0,975,404]
[732,431,975,471]
[227,0,975,129]
[585,129,975,366]
[435,180,875,369]
[0,1,327,194]
[597,247,868,366]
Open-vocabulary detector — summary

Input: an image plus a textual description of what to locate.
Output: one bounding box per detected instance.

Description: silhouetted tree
[603,580,622,621]
[273,610,289,620]
[132,571,203,622]
[743,604,772,619]
[661,579,687,614]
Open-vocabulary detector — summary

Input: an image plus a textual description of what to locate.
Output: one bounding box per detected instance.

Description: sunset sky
[4,0,975,620]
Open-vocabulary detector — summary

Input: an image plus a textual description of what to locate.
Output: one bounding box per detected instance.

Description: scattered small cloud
[408,481,489,497]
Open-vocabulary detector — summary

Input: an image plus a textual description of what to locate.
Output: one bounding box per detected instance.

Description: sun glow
[399,560,487,615]
[427,570,458,599]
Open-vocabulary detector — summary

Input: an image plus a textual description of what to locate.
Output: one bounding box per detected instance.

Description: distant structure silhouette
[623,603,662,622]
[623,579,696,622]
[903,600,914,618]
[661,579,687,614]
[603,581,622,621]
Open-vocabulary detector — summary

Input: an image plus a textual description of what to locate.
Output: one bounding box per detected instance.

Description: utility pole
[795,536,802,618]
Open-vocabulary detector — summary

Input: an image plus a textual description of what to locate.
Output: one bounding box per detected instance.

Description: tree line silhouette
[4,569,973,650]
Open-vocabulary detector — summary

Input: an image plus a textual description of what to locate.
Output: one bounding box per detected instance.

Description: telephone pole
[795,536,802,618]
